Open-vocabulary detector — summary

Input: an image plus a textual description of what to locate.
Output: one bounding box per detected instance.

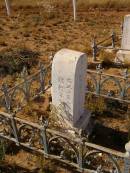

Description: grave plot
[0,48,129,173]
[0,1,130,173]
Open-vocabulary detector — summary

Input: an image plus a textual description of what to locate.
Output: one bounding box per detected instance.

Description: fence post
[0,139,6,161]
[78,140,83,171]
[1,83,11,113]
[124,141,130,173]
[92,37,97,62]
[72,0,76,21]
[5,0,11,16]
[39,63,45,94]
[10,113,19,146]
[96,64,102,95]
[111,30,115,48]
[22,66,30,102]
[121,69,128,99]
[78,130,84,171]
[40,120,49,155]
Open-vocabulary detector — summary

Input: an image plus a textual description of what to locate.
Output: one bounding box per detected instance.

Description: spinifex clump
[0,46,39,75]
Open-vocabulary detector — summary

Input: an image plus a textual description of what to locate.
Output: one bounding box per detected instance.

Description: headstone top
[125,14,130,17]
[53,49,86,62]
[125,142,130,152]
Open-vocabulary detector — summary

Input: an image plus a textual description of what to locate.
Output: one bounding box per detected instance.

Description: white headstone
[116,15,130,64]
[121,15,130,50]
[51,49,87,128]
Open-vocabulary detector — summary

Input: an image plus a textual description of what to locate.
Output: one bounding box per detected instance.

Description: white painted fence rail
[72,0,76,21]
[4,0,11,16]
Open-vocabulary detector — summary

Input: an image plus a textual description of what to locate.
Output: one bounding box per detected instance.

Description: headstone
[121,15,130,50]
[116,15,130,64]
[51,49,91,130]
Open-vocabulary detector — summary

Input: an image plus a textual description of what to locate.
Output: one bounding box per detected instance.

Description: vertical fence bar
[72,0,76,21]
[10,114,19,146]
[111,31,115,48]
[78,130,84,171]
[96,64,102,95]
[78,140,83,171]
[121,69,128,99]
[39,63,45,94]
[22,66,30,102]
[92,38,97,61]
[5,0,11,16]
[1,83,11,113]
[0,139,6,161]
[40,125,49,155]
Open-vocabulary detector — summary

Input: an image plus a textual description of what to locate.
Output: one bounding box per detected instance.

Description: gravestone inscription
[51,49,88,128]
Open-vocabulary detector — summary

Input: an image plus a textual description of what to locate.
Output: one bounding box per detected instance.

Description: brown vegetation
[0,1,129,172]
[1,0,130,10]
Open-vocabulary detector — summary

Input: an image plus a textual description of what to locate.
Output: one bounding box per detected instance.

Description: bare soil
[0,4,130,172]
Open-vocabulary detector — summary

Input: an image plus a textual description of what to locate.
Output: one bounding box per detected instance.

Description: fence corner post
[92,37,97,62]
[22,66,30,102]
[39,62,45,94]
[5,0,11,16]
[10,113,19,146]
[78,129,84,172]
[1,83,11,113]
[111,30,115,48]
[40,120,49,156]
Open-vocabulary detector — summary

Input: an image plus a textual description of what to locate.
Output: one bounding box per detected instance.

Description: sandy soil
[0,4,130,172]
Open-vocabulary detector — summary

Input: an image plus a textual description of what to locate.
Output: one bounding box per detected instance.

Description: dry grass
[99,50,116,66]
[77,0,130,9]
[85,93,106,113]
[1,0,130,10]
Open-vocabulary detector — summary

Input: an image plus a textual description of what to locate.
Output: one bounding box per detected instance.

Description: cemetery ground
[0,3,130,173]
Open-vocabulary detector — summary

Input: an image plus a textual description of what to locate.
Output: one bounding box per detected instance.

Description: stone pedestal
[116,50,130,64]
[51,49,91,130]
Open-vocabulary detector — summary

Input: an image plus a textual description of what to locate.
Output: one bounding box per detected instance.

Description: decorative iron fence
[91,29,130,62]
[0,61,129,115]
[0,58,129,172]
[0,63,51,113]
[86,66,130,104]
[0,111,126,173]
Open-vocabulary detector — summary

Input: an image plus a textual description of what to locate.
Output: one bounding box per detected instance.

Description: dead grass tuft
[99,50,116,66]
[7,0,130,10]
[0,45,39,75]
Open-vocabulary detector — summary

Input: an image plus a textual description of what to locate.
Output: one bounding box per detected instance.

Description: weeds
[0,45,39,75]
[0,139,6,162]
[85,93,106,114]
[99,50,115,66]
[6,0,130,10]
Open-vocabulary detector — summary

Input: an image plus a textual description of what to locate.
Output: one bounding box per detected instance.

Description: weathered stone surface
[51,48,87,127]
[121,15,130,50]
[116,15,130,64]
[116,50,130,64]
[125,141,130,153]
